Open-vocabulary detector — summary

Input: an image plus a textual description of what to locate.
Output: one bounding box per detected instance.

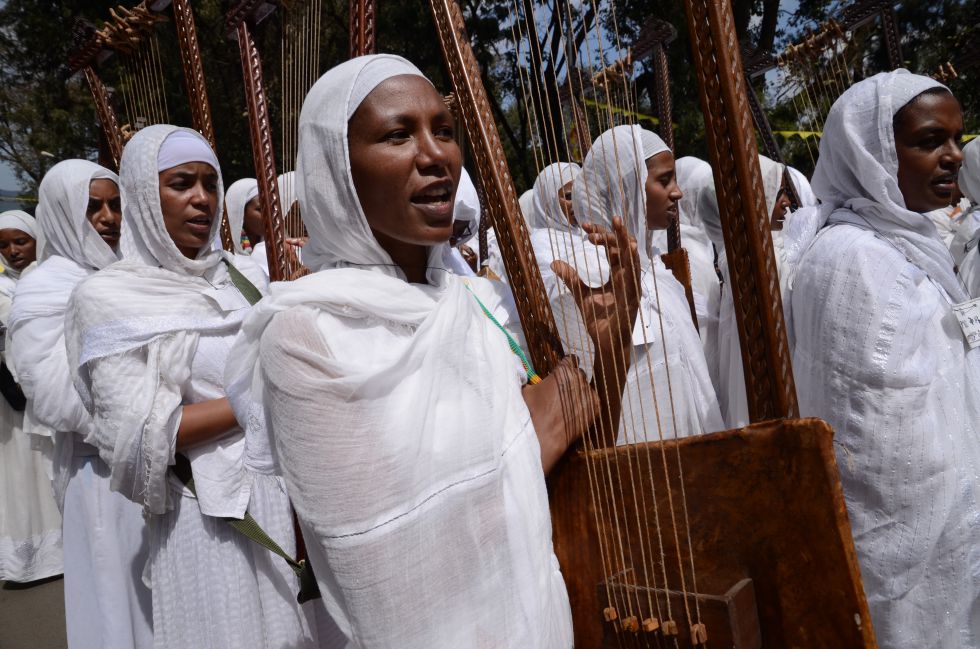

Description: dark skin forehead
[646,151,675,178]
[893,89,963,138]
[349,75,453,138]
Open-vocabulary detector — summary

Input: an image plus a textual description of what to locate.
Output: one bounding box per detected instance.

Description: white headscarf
[806,70,964,301]
[225,178,257,254]
[573,125,670,265]
[0,210,39,280]
[225,54,572,647]
[958,137,980,205]
[531,162,581,233]
[66,124,265,516]
[452,167,480,246]
[119,125,226,276]
[36,160,119,268]
[676,157,714,234]
[7,160,120,507]
[296,55,431,273]
[518,189,535,228]
[758,154,786,223]
[787,166,818,208]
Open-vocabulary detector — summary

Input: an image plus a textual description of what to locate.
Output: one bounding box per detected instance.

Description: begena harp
[226,0,362,280]
[429,0,878,647]
[69,0,235,250]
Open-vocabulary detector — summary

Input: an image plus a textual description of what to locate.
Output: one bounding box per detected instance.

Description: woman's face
[158,162,219,259]
[770,177,792,231]
[88,178,122,250]
[645,150,682,230]
[557,180,576,226]
[0,228,36,270]
[243,195,264,244]
[348,75,461,253]
[894,90,964,213]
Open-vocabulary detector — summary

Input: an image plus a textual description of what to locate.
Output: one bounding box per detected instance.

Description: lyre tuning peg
[642,617,659,633]
[691,622,708,644]
[662,619,678,636]
[602,606,618,622]
[620,616,639,632]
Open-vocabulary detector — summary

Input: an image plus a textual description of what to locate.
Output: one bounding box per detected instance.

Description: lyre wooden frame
[69,0,234,251]
[741,0,903,207]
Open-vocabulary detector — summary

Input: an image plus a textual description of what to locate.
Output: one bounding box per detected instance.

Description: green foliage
[0,0,973,197]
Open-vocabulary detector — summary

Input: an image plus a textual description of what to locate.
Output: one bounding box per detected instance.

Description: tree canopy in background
[0,0,975,197]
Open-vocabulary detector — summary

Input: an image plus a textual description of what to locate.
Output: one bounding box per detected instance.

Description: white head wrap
[452,167,480,247]
[531,162,581,233]
[119,125,225,276]
[787,166,818,208]
[806,69,963,301]
[224,178,257,254]
[959,137,980,205]
[297,54,432,273]
[0,210,40,279]
[156,129,220,173]
[518,189,535,228]
[573,125,670,265]
[36,160,119,269]
[758,155,786,222]
[676,157,714,233]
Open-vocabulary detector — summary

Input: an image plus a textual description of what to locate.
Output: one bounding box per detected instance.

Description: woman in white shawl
[696,153,790,428]
[224,177,257,254]
[225,54,642,648]
[6,160,150,644]
[573,125,723,443]
[954,137,980,286]
[65,126,328,649]
[788,70,978,649]
[0,209,63,585]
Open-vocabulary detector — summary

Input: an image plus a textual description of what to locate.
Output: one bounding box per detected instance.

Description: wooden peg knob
[642,617,659,633]
[662,619,678,635]
[621,616,639,633]
[692,622,708,644]
[603,607,618,622]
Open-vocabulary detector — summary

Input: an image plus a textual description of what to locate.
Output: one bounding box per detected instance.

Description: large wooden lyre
[430,0,876,646]
[742,0,903,202]
[224,0,376,281]
[68,0,235,251]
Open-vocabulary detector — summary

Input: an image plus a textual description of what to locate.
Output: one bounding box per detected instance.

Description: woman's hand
[551,217,641,446]
[523,356,598,475]
[551,217,641,354]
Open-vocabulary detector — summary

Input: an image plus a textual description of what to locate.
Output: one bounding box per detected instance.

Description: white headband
[156,130,220,173]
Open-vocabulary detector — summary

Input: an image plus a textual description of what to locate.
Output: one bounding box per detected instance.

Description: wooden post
[682,0,799,421]
[235,20,292,281]
[349,0,377,58]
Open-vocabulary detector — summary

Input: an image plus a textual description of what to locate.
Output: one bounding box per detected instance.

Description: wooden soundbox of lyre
[549,418,876,648]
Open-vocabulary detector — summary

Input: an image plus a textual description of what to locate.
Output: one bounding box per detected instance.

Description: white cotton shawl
[692,154,792,428]
[959,137,980,205]
[66,124,266,517]
[673,156,720,312]
[789,70,980,648]
[225,178,257,254]
[787,166,818,208]
[225,54,573,648]
[7,160,119,507]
